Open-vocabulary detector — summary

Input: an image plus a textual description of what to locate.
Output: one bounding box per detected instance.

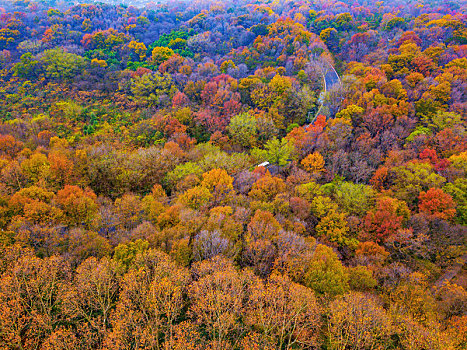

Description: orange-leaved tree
[418,187,456,221]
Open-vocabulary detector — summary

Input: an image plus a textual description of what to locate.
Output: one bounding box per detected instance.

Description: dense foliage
[0,0,466,348]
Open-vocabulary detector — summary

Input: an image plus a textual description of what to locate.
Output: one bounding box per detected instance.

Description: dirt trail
[434,252,467,289]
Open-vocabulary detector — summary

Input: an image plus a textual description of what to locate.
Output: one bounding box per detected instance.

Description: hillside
[0,0,466,348]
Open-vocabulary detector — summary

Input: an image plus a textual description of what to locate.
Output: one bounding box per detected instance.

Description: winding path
[324,65,341,90]
[307,59,342,126]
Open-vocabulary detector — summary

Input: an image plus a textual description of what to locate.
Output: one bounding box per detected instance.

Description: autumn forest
[0,0,466,348]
